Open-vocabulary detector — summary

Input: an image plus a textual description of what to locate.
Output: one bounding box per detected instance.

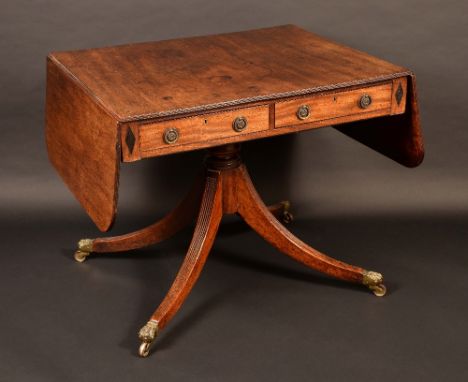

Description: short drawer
[139,105,269,152]
[274,82,395,128]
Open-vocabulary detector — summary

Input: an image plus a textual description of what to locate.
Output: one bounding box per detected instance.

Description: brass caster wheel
[138,320,159,358]
[362,270,387,297]
[139,341,151,357]
[74,250,89,263]
[74,238,94,263]
[370,284,387,297]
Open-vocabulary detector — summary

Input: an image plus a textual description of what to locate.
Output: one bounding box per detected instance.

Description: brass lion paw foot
[138,320,159,357]
[363,270,387,297]
[74,238,94,263]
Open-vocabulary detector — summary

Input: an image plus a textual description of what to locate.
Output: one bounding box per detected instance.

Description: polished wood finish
[46,25,423,231]
[130,144,383,356]
[129,80,406,161]
[86,174,291,255]
[46,26,423,357]
[90,174,204,253]
[336,74,423,167]
[45,59,120,232]
[391,77,407,115]
[149,171,223,330]
[138,105,269,157]
[236,165,364,283]
[275,81,396,128]
[132,102,405,161]
[47,25,409,122]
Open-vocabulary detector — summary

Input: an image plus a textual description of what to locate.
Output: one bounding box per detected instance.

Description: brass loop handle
[359,94,372,109]
[163,127,179,144]
[296,105,310,120]
[232,116,248,132]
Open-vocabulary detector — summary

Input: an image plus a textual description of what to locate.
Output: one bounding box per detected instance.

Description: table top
[46,25,423,232]
[49,24,408,122]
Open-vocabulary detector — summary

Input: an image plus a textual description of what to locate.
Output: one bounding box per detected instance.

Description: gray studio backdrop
[1,1,468,381]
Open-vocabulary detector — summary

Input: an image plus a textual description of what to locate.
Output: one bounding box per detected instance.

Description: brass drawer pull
[163,127,179,144]
[232,116,248,132]
[296,104,310,120]
[138,106,269,155]
[359,94,372,109]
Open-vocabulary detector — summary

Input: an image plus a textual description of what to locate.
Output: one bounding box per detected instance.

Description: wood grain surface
[391,76,408,115]
[45,57,120,231]
[91,174,204,252]
[150,171,223,330]
[133,145,374,355]
[235,164,364,283]
[139,105,269,155]
[335,74,423,167]
[45,25,424,231]
[126,80,407,161]
[48,24,409,122]
[275,81,394,128]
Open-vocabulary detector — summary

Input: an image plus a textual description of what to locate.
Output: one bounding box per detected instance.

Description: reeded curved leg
[74,175,204,262]
[138,171,223,357]
[234,165,385,295]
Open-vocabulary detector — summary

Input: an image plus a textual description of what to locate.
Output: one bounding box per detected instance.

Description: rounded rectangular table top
[45,25,423,232]
[48,24,409,122]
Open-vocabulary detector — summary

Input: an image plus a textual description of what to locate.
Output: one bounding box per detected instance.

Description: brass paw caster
[139,342,151,358]
[362,270,387,297]
[74,238,94,263]
[138,320,159,357]
[369,283,387,297]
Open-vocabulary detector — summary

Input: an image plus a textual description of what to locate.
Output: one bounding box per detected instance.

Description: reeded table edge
[120,71,412,122]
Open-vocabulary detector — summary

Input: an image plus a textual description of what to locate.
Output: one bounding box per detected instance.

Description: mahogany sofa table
[45,25,424,357]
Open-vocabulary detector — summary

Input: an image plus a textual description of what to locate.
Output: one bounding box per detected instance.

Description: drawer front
[139,105,269,153]
[275,82,394,128]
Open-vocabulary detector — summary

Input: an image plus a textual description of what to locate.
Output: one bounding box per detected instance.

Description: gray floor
[2,209,467,381]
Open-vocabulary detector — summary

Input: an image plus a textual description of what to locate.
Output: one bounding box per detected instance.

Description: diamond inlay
[395,83,404,105]
[126,127,135,154]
